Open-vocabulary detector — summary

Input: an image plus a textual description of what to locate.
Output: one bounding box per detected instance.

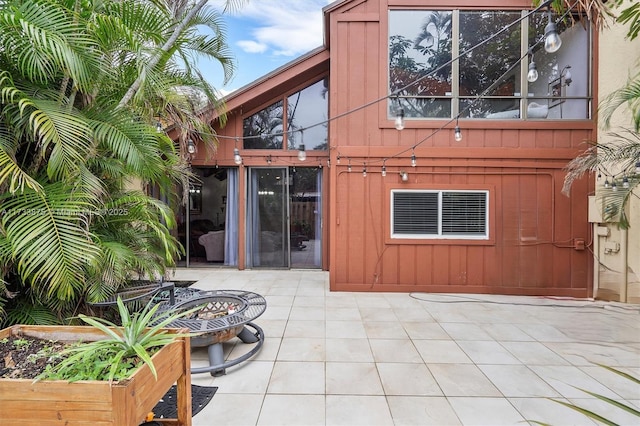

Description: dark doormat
[141,384,217,424]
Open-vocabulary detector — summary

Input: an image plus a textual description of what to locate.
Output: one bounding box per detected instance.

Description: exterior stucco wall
[595,4,640,303]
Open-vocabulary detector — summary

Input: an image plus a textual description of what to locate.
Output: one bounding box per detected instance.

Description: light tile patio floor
[169,268,640,426]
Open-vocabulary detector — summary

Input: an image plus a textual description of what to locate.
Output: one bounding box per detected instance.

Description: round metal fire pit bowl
[162,290,267,376]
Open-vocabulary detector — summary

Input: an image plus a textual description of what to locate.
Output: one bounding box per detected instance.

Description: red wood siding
[327,0,595,296]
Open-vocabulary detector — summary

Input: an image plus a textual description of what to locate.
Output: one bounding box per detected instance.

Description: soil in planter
[0,335,69,379]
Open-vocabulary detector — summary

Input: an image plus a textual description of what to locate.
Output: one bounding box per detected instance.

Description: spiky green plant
[40,297,198,382]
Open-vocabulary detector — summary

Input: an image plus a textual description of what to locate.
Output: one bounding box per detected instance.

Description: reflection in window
[243,101,284,149]
[388,9,591,120]
[287,78,329,151]
[389,10,452,118]
[243,79,328,151]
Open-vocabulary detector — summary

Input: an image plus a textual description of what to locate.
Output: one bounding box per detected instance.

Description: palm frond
[1,182,100,303]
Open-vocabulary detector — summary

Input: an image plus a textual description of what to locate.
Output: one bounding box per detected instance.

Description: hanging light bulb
[381,161,387,177]
[623,176,630,189]
[155,121,163,133]
[544,10,562,53]
[527,59,539,82]
[187,139,196,154]
[612,180,618,191]
[454,125,462,142]
[327,158,331,168]
[362,165,367,177]
[635,161,640,174]
[336,155,341,164]
[604,178,610,189]
[266,155,272,165]
[347,160,352,173]
[411,150,416,167]
[400,171,409,182]
[298,144,306,161]
[233,148,242,165]
[597,171,602,181]
[298,130,306,161]
[394,108,405,130]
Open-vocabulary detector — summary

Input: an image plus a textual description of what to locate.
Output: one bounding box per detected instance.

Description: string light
[177,0,571,172]
[381,160,387,177]
[527,55,539,82]
[604,178,610,188]
[347,159,352,172]
[454,122,462,142]
[362,164,367,177]
[622,176,629,189]
[612,180,618,191]
[156,121,163,132]
[298,130,306,161]
[394,106,405,130]
[544,8,562,53]
[187,139,196,154]
[411,150,416,167]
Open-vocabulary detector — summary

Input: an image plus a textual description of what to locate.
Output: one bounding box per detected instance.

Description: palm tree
[559,0,640,226]
[0,0,244,323]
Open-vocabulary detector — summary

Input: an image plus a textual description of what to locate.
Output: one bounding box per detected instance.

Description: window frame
[385,184,495,245]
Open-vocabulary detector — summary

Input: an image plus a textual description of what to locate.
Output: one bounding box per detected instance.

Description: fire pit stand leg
[207,344,226,377]
[237,326,259,343]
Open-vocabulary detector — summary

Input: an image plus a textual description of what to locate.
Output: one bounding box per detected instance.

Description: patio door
[247,167,322,268]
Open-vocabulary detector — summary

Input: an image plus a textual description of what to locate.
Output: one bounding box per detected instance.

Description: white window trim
[391,189,489,240]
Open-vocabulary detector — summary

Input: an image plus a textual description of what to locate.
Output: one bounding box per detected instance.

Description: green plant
[40,297,197,382]
[531,364,640,426]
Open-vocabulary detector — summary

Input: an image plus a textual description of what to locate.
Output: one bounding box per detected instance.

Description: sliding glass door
[247,167,322,269]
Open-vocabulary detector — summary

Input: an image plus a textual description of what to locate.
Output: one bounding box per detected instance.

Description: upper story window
[391,189,489,239]
[388,9,591,120]
[243,78,329,150]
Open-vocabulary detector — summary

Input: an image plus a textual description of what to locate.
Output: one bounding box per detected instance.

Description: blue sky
[204,1,332,95]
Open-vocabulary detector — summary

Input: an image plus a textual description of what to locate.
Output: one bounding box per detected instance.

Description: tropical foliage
[0,0,245,324]
[40,296,198,382]
[555,0,640,226]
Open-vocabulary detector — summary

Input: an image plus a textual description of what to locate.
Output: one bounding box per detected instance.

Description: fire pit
[161,289,267,376]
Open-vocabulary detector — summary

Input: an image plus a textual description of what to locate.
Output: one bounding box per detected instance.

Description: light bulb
[381,165,386,177]
[623,176,630,188]
[544,17,562,53]
[362,166,367,177]
[612,181,618,191]
[233,148,242,165]
[400,172,409,182]
[298,144,306,161]
[527,61,539,82]
[156,121,163,132]
[604,178,610,189]
[635,161,640,174]
[411,153,416,167]
[187,139,196,154]
[394,109,405,130]
[454,125,462,142]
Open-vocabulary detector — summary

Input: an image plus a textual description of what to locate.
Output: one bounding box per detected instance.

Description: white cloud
[228,0,330,57]
[236,40,267,53]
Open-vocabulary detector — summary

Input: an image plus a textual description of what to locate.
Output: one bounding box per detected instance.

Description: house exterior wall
[326,0,595,296]
[593,2,640,303]
[184,0,600,298]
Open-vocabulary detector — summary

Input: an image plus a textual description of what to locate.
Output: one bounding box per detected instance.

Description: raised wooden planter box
[0,324,192,425]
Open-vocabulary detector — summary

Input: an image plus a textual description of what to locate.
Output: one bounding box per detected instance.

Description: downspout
[593,222,599,299]
[621,228,628,302]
